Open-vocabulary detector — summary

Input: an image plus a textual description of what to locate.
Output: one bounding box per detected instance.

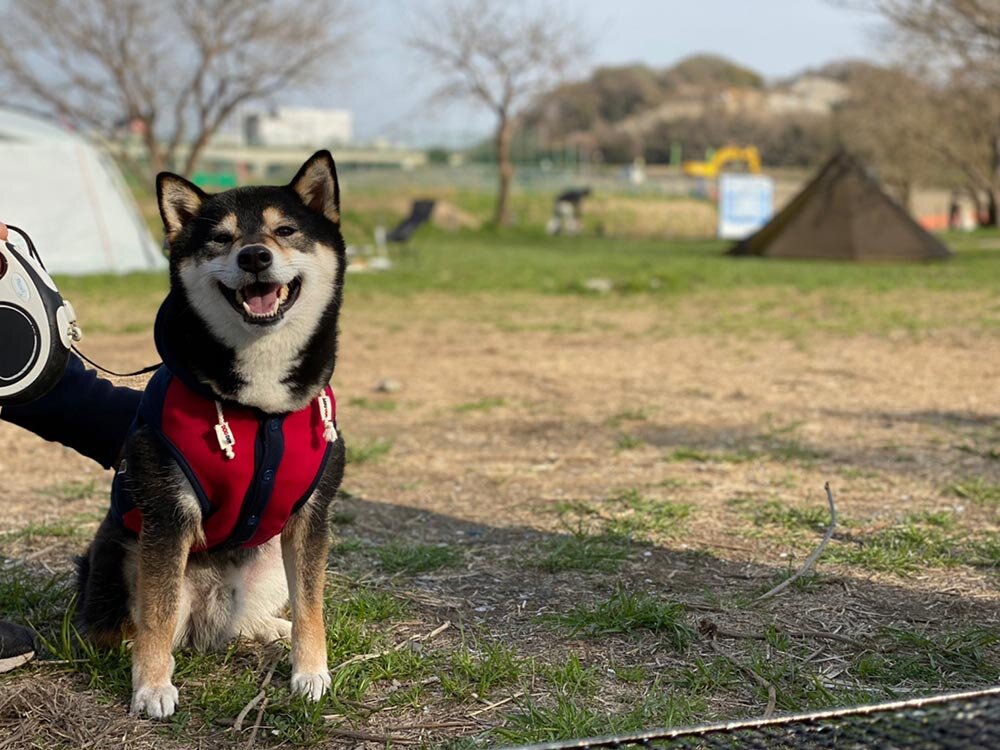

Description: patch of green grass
[905,510,958,529]
[496,679,703,745]
[614,434,645,451]
[543,654,599,696]
[765,438,825,462]
[375,542,462,574]
[534,532,630,573]
[969,535,1000,566]
[950,477,1000,506]
[347,397,398,412]
[675,656,741,695]
[829,523,962,574]
[666,446,756,463]
[1,520,89,541]
[455,397,506,413]
[854,628,1000,689]
[751,500,831,532]
[330,510,356,525]
[547,589,693,648]
[746,649,845,711]
[345,437,393,465]
[441,640,529,700]
[605,408,653,427]
[607,489,692,539]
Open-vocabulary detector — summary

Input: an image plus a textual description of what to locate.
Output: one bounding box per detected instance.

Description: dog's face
[157,151,344,351]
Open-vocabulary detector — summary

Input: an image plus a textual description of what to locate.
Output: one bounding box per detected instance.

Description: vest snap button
[247,515,258,525]
[263,469,275,481]
[268,420,280,432]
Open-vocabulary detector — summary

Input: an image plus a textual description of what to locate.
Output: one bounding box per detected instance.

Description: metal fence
[505,686,1000,750]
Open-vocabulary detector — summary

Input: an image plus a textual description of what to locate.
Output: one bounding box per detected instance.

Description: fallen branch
[755,482,837,602]
[330,621,450,673]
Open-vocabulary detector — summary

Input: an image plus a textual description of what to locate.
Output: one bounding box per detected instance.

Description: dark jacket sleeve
[1,355,141,470]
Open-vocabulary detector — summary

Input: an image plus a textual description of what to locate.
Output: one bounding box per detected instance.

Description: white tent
[0,108,165,276]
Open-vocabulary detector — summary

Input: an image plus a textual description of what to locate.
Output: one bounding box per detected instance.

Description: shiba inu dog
[75,151,347,719]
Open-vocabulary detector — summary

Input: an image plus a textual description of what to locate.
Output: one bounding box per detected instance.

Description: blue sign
[718,174,774,240]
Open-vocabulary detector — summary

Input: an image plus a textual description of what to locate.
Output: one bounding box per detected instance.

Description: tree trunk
[494,114,514,227]
[967,187,984,225]
[181,130,214,180]
[990,133,1000,227]
[897,181,913,214]
[141,122,166,175]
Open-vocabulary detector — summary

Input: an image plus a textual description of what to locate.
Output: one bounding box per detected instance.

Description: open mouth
[218,277,302,325]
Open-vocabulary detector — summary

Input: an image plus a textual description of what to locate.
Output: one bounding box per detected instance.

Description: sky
[321,0,883,146]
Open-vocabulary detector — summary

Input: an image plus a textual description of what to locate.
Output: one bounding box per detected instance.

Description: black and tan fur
[76,151,347,718]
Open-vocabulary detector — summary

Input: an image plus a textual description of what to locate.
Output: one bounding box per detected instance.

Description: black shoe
[0,620,35,672]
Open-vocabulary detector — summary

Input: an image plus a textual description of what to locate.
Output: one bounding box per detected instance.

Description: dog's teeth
[278,285,289,303]
[242,300,253,315]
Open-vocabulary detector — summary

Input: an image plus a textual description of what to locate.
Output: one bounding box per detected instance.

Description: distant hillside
[521,54,852,167]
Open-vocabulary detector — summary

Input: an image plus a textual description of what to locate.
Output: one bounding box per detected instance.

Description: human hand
[0,222,7,242]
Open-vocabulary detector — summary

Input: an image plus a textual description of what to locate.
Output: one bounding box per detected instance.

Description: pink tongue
[245,284,280,315]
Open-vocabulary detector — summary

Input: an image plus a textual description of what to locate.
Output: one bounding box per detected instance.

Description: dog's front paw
[290,670,331,701]
[130,683,179,719]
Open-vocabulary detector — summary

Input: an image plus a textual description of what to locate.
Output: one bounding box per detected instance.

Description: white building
[244,107,353,148]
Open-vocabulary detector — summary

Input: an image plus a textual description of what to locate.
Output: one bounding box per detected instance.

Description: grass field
[2,226,1000,748]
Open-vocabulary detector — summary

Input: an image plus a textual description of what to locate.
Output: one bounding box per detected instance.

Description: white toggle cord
[214,401,236,460]
[318,392,339,444]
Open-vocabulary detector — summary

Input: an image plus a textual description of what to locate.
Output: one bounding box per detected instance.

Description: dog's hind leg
[76,514,133,647]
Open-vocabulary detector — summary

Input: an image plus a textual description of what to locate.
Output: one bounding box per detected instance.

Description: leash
[6,224,162,378]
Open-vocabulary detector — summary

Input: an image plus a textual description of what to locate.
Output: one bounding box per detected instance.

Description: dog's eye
[275,226,297,238]
[212,232,234,245]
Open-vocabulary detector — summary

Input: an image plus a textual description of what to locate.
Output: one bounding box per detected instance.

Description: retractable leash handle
[0,226,158,408]
[0,225,82,406]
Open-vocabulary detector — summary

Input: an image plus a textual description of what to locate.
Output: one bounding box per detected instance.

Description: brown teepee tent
[729,152,951,261]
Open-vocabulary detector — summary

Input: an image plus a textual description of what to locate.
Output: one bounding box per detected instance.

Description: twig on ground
[232,691,266,732]
[326,728,418,744]
[755,482,837,602]
[330,621,451,673]
[468,691,524,718]
[236,651,280,748]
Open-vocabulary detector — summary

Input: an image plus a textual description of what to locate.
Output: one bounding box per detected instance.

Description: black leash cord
[6,225,161,378]
[71,347,160,378]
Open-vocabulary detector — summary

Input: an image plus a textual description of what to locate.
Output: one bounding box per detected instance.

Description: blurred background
[1,0,997,265]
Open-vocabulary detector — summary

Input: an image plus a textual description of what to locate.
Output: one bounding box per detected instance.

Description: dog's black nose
[237,245,273,273]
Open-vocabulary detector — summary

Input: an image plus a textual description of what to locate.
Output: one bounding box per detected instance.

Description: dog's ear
[289,150,340,224]
[157,173,207,237]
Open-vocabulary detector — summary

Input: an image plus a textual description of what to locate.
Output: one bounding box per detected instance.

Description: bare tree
[408,0,590,226]
[836,66,941,210]
[858,0,1000,224]
[0,0,356,177]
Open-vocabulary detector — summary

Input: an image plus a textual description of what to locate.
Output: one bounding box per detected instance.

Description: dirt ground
[1,293,999,748]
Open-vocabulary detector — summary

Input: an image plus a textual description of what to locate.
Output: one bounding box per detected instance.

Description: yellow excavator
[682,146,762,178]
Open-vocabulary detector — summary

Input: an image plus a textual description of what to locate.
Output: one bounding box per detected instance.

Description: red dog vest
[112,367,336,552]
